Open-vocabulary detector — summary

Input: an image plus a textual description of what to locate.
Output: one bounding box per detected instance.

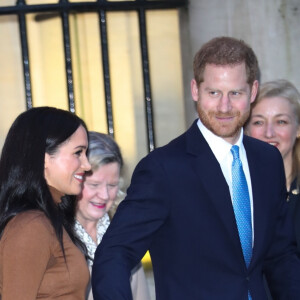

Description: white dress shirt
[197,119,254,243]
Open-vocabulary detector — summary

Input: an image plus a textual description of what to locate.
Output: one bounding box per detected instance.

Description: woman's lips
[74,173,84,182]
[91,202,106,209]
[267,142,279,147]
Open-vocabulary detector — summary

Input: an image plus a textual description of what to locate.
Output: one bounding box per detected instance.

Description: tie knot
[231,145,240,160]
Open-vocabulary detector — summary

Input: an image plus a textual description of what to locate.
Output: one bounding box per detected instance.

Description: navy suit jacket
[92,120,300,300]
[288,178,300,257]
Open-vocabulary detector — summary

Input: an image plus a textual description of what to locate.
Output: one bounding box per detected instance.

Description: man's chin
[210,125,241,139]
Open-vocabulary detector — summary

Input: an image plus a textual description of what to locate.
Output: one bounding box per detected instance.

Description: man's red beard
[198,108,250,138]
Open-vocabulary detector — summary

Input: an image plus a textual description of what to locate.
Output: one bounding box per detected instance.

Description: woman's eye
[88,183,98,188]
[75,150,83,156]
[277,120,288,125]
[108,184,118,188]
[252,120,263,126]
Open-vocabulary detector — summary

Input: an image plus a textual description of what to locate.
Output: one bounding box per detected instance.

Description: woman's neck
[284,154,293,191]
[77,215,98,244]
[48,185,64,204]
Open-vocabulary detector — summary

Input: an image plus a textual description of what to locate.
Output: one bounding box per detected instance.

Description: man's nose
[217,94,231,113]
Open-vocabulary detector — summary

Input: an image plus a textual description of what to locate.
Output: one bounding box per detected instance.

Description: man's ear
[250,80,259,104]
[191,79,199,102]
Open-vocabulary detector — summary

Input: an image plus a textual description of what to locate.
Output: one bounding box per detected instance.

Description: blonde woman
[246,79,300,255]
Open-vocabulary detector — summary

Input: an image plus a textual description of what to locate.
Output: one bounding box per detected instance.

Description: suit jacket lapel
[185,121,245,261]
[243,136,272,268]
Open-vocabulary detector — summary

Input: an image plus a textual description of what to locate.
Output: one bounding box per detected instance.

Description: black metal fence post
[17,0,33,110]
[97,0,114,137]
[60,0,76,113]
[138,3,155,152]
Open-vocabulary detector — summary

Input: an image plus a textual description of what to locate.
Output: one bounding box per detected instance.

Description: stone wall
[181,0,300,125]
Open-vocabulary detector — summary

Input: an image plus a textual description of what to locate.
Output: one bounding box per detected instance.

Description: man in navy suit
[92,37,300,299]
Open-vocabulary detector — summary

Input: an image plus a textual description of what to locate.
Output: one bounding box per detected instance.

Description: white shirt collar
[197,119,244,161]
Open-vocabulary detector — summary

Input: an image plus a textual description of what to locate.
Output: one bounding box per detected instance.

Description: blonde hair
[249,79,300,184]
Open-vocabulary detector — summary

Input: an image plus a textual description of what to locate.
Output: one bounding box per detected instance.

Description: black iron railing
[0,0,187,151]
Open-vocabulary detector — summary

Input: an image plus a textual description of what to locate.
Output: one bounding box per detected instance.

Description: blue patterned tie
[231,146,252,299]
[231,145,252,267]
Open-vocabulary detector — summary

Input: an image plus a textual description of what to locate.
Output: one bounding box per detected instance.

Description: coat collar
[185,120,245,265]
[185,120,272,269]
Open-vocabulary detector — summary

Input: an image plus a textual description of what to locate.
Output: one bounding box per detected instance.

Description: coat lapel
[185,121,245,262]
[243,136,273,267]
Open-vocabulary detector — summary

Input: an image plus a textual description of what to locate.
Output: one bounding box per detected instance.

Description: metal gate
[0,0,187,152]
